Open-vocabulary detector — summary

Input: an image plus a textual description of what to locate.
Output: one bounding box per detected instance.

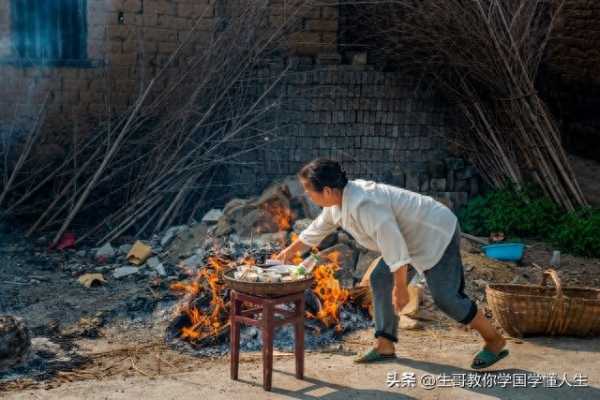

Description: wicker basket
[486,268,600,337]
[223,269,314,298]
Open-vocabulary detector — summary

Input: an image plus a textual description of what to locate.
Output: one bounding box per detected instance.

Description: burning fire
[289,232,304,265]
[170,204,357,343]
[240,256,256,266]
[267,201,295,247]
[170,256,230,341]
[309,251,349,331]
[264,201,293,231]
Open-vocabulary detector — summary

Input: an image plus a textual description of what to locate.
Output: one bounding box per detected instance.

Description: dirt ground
[3,326,600,400]
[2,221,600,399]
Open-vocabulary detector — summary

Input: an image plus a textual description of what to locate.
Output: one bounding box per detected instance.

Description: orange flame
[264,202,293,231]
[240,256,256,266]
[310,251,349,331]
[171,256,230,341]
[171,229,355,342]
[170,281,201,296]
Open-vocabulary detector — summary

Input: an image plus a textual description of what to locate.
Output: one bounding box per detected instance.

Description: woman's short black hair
[298,158,348,192]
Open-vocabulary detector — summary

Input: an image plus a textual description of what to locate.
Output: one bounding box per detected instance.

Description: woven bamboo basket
[486,268,600,337]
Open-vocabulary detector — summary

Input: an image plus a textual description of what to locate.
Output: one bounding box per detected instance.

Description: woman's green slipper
[354,348,397,364]
[471,348,509,369]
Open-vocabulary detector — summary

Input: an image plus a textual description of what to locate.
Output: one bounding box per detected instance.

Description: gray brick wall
[228,61,480,210]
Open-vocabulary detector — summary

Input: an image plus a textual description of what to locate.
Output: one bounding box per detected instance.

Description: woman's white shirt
[298,179,458,274]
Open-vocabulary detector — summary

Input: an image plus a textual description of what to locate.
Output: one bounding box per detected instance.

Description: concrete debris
[30,337,61,356]
[146,257,161,269]
[118,244,133,255]
[95,243,116,262]
[252,232,288,247]
[113,266,140,279]
[181,254,203,269]
[232,208,280,238]
[166,223,209,261]
[201,209,223,224]
[154,263,167,276]
[144,256,167,276]
[160,225,188,247]
[195,248,206,256]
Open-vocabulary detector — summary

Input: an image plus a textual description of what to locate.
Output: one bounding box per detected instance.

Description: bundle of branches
[0,1,311,244]
[345,0,586,210]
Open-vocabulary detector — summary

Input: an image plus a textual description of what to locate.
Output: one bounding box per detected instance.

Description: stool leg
[230,293,241,381]
[262,303,274,391]
[294,298,305,380]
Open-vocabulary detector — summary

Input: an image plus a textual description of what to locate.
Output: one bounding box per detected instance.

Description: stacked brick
[231,63,479,210]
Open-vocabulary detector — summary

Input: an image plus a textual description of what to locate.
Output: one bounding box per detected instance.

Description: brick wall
[0,0,477,210]
[0,0,210,134]
[0,0,338,134]
[229,62,478,210]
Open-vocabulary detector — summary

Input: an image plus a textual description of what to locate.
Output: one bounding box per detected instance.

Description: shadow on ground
[250,355,600,400]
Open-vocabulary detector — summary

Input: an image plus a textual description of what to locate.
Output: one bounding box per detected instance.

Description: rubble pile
[160,176,376,355]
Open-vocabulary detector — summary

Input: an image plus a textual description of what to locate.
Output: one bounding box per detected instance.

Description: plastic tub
[481,243,525,261]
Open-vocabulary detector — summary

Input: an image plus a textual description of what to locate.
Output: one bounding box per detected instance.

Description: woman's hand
[392,265,410,313]
[392,283,410,314]
[271,245,295,264]
[269,239,311,265]
[271,239,310,264]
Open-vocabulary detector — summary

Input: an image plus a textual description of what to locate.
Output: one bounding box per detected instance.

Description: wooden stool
[229,290,305,391]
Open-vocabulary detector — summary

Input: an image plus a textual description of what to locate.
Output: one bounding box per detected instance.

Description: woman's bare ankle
[484,336,506,353]
[376,337,395,354]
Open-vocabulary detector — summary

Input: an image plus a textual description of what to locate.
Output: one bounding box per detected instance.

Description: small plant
[551,208,600,258]
[459,186,600,258]
[458,185,560,239]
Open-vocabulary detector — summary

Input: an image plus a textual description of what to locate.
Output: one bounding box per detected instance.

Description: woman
[273,158,509,369]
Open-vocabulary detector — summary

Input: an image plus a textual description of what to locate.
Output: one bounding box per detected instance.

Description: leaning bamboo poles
[352,0,586,210]
[0,0,313,243]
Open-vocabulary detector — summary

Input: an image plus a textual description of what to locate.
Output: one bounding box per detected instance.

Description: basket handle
[540,268,563,299]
